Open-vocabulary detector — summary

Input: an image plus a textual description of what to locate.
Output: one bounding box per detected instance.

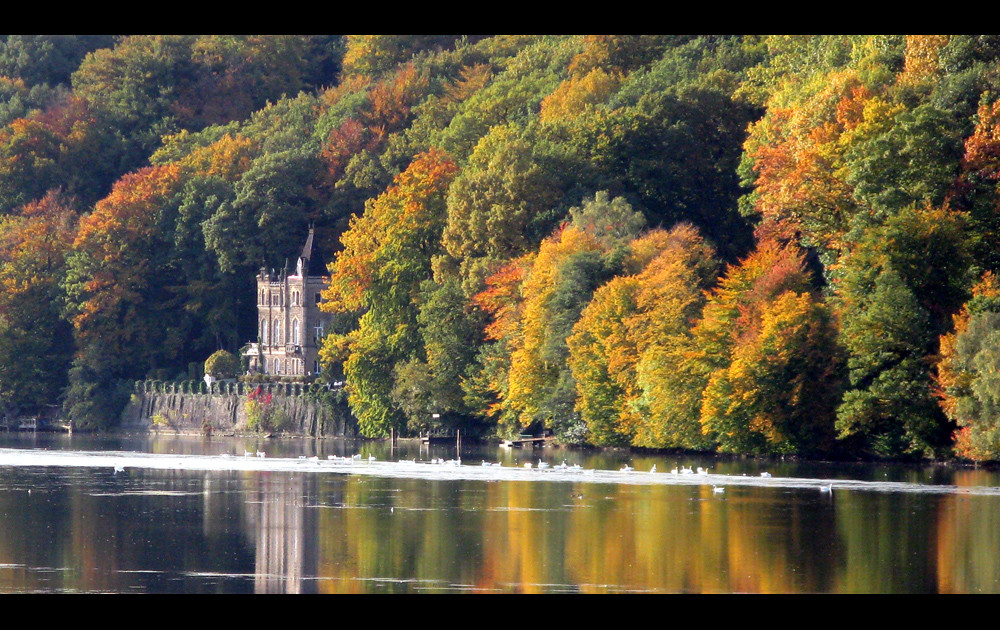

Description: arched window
[292,319,299,345]
[273,320,280,345]
[260,319,266,344]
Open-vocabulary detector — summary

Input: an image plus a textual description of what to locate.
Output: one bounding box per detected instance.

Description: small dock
[501,435,554,448]
[421,434,456,444]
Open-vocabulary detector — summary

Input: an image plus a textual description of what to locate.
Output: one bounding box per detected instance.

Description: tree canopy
[1,35,999,460]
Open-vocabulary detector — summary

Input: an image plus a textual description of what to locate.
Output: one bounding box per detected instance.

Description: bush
[205,350,240,379]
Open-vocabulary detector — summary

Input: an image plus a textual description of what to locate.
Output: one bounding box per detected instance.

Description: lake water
[0,432,998,593]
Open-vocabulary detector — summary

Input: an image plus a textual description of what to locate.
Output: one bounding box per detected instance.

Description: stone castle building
[244,228,333,377]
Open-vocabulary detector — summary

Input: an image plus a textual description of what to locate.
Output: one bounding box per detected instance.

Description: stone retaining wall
[120,390,356,437]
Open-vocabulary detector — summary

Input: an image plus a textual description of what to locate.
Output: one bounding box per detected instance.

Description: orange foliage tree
[320,148,458,436]
[568,224,717,447]
[937,272,1000,460]
[693,238,843,454]
[0,190,78,411]
[63,164,186,377]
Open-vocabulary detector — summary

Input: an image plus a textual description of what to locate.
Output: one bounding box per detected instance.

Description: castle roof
[296,226,324,277]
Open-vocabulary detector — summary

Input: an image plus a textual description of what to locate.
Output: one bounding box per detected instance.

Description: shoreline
[2,423,993,470]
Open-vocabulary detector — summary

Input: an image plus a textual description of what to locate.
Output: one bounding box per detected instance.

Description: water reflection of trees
[4,464,1000,593]
[310,478,850,593]
[935,470,1000,594]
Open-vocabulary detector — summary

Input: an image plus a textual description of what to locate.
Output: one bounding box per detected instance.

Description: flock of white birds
[0,447,996,496]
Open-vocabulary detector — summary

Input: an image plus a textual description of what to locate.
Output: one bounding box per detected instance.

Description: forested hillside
[3,35,1000,461]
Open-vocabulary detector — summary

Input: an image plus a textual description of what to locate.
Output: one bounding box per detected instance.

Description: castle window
[273,320,280,344]
[315,292,321,305]
[292,319,299,345]
[260,319,266,344]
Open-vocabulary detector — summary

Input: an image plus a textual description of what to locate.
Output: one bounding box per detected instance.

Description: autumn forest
[2,35,1000,461]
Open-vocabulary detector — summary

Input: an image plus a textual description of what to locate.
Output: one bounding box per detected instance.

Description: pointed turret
[297,225,322,276]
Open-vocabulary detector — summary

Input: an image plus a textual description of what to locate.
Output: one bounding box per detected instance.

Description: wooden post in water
[457,429,461,458]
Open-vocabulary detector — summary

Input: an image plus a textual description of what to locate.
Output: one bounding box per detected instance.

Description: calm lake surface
[0,432,998,593]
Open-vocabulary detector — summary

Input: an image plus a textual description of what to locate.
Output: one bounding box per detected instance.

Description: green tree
[441,124,562,294]
[836,267,943,456]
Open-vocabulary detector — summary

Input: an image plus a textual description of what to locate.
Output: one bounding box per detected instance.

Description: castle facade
[245,228,333,378]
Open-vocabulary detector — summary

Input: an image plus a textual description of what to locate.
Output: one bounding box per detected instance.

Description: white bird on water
[820,484,833,493]
[114,463,125,474]
[620,464,634,472]
[713,486,725,494]
[760,472,771,478]
[650,464,656,473]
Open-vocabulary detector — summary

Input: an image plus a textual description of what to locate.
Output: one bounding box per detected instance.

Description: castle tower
[246,228,333,378]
